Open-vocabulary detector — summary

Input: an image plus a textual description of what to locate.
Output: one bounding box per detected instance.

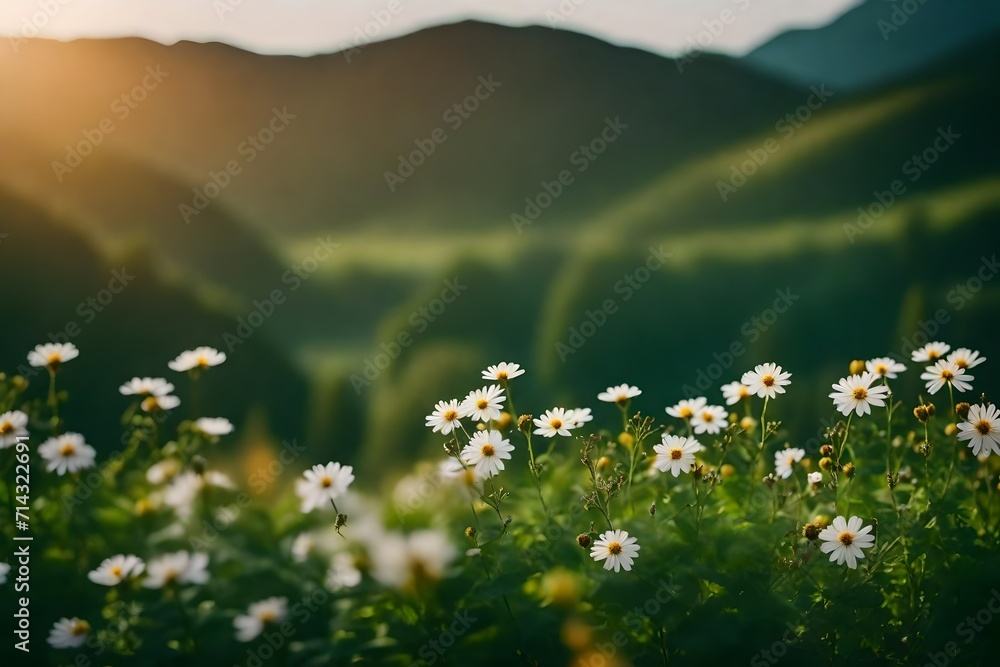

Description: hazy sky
[0,0,862,57]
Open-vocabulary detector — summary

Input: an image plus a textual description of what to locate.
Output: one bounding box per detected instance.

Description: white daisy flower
[911,342,950,363]
[460,429,514,478]
[481,362,525,382]
[829,372,890,417]
[425,399,463,435]
[652,434,704,477]
[119,377,174,396]
[295,462,355,513]
[87,554,145,586]
[533,408,574,438]
[597,384,641,405]
[946,347,986,370]
[38,433,96,475]
[47,617,91,649]
[741,363,792,399]
[168,346,227,372]
[666,397,707,420]
[194,417,234,436]
[163,470,233,518]
[920,360,973,395]
[234,597,288,642]
[0,410,29,449]
[690,405,728,435]
[566,407,593,428]
[28,342,79,370]
[720,382,751,406]
[326,552,362,591]
[0,562,10,585]
[143,551,210,588]
[957,403,1000,457]
[291,533,314,563]
[146,458,181,485]
[818,516,875,569]
[774,447,805,479]
[808,471,823,485]
[589,529,640,573]
[141,394,181,413]
[865,357,906,379]
[459,385,506,422]
[369,530,457,590]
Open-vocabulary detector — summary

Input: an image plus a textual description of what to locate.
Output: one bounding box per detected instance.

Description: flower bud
[819,457,834,471]
[191,455,208,475]
[955,402,970,419]
[617,432,635,448]
[517,414,533,433]
[648,502,656,517]
[495,411,513,430]
[577,534,592,549]
[464,526,477,540]
[11,375,27,391]
[819,444,833,456]
[762,473,776,489]
[944,423,958,437]
[597,456,612,472]
[849,360,866,375]
[720,464,736,479]
[913,405,929,422]
[803,523,820,541]
[740,416,756,432]
[813,514,830,529]
[842,462,855,479]
[926,403,936,417]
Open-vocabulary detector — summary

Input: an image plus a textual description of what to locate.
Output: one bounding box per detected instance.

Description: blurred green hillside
[1,11,998,481]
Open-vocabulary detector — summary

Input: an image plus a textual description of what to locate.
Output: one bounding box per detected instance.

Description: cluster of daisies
[6,343,234,478]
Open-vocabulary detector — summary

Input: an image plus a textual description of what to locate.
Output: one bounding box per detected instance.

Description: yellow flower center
[669,448,683,460]
[615,395,629,406]
[496,371,508,381]
[481,444,495,457]
[141,396,159,412]
[941,369,954,380]
[110,565,123,577]
[761,375,775,387]
[163,568,178,583]
[0,422,11,434]
[852,387,868,400]
[875,364,887,375]
[476,399,489,410]
[678,407,693,418]
[738,387,750,398]
[838,531,854,546]
[443,410,458,421]
[320,476,333,488]
[197,355,210,367]
[927,350,940,360]
[48,352,63,364]
[550,419,563,429]
[71,620,91,636]
[701,411,714,422]
[976,420,992,435]
[607,542,622,555]
[60,442,76,457]
[955,359,968,369]
[258,610,278,623]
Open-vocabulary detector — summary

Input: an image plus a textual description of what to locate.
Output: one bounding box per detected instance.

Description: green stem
[47,369,61,435]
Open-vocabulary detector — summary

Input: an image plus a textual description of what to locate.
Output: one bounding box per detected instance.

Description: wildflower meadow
[2,340,999,666]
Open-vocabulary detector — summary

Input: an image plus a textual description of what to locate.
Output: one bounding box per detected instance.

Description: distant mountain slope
[743,0,1000,92]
